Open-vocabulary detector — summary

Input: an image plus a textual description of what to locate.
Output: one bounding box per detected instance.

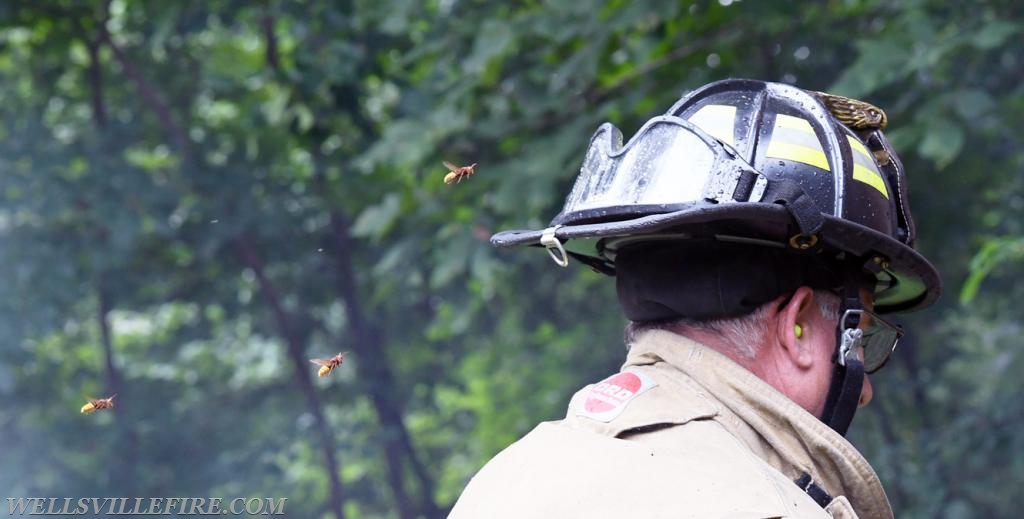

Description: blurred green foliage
[0,1,1022,517]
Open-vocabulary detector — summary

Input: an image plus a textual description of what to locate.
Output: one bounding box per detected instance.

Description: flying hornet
[81,394,116,414]
[310,352,349,377]
[443,161,477,185]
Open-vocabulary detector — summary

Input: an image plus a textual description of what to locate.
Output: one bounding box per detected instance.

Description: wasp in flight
[81,394,116,414]
[310,352,349,377]
[443,161,477,185]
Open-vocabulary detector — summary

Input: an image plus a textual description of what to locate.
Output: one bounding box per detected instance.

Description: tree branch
[262,7,282,74]
[86,38,107,128]
[96,9,191,159]
[284,26,439,514]
[97,275,140,495]
[326,211,425,519]
[235,235,348,519]
[583,27,744,107]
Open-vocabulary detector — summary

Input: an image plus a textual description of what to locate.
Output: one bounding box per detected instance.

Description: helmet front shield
[554,116,767,226]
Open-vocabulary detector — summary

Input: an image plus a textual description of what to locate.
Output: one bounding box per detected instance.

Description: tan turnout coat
[450,329,893,518]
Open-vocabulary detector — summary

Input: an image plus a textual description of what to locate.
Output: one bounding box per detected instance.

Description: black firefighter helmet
[491,79,941,321]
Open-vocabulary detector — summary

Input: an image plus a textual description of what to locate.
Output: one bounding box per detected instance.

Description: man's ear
[776,286,819,370]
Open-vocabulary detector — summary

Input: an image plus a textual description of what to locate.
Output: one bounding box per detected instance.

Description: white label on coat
[576,369,658,422]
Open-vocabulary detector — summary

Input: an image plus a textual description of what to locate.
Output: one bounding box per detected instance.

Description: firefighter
[450,79,941,518]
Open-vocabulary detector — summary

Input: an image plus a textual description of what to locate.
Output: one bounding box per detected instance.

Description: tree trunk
[235,236,347,519]
[327,212,440,519]
[96,277,139,492]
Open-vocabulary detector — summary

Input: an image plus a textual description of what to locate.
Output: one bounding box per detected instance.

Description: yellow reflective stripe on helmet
[687,104,736,146]
[692,108,889,199]
[847,136,889,199]
[765,114,889,199]
[766,141,831,171]
[773,113,816,133]
[766,114,831,172]
[853,164,888,198]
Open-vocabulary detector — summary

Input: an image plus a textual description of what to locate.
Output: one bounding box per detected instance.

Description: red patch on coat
[577,369,658,422]
[584,372,643,413]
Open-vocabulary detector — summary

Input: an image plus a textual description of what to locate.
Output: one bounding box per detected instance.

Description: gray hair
[625,289,840,358]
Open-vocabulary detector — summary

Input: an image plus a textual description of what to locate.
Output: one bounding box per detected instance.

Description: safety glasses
[837,308,904,374]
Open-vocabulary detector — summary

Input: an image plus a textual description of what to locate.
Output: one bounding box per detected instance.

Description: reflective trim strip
[690,107,889,198]
[774,113,816,134]
[766,114,831,172]
[766,141,831,171]
[765,114,890,199]
[848,137,872,158]
[687,104,736,146]
[847,136,889,198]
[853,164,888,198]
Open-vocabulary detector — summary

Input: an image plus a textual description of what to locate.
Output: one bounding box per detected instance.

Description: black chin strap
[820,264,868,436]
[820,357,864,436]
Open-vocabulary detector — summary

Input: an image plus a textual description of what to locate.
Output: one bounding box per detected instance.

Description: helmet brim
[491,202,941,314]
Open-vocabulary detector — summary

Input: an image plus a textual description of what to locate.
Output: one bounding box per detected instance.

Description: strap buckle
[703,162,768,204]
[540,226,569,267]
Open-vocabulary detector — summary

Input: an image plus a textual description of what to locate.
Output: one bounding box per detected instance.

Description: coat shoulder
[450,420,831,518]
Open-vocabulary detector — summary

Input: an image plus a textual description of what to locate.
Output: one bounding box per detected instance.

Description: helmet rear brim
[491,202,940,314]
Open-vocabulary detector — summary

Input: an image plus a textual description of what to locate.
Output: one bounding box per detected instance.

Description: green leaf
[972,21,1020,50]
[950,89,995,120]
[463,19,516,83]
[830,39,911,96]
[260,85,291,126]
[917,118,963,169]
[350,193,402,239]
[960,236,1024,304]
